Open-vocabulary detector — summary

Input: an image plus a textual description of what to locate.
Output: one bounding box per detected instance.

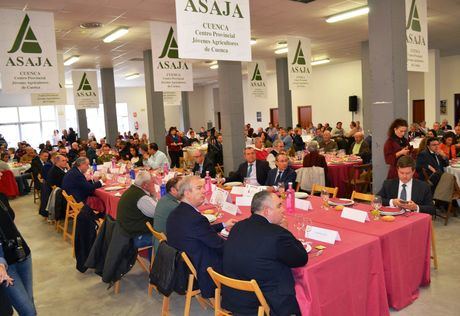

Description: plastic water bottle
[92,161,97,172]
[160,179,167,197]
[129,168,136,180]
[286,182,295,214]
[205,170,212,194]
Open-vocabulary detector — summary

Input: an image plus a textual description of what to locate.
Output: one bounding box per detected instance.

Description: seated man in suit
[377,156,435,214]
[117,171,157,249]
[191,149,216,178]
[266,140,285,169]
[166,176,236,298]
[222,191,308,315]
[226,147,270,186]
[47,155,69,188]
[416,137,449,189]
[348,132,371,163]
[62,157,104,203]
[265,153,297,189]
[31,150,50,191]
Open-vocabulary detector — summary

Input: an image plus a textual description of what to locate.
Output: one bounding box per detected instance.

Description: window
[86,104,106,141]
[65,105,78,132]
[116,103,129,134]
[0,106,58,149]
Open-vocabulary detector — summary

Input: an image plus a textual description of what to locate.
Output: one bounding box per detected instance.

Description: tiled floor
[8,194,460,315]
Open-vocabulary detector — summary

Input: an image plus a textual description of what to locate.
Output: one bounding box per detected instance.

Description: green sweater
[117,185,152,237]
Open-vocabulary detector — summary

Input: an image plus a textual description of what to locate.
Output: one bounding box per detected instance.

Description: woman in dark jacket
[0,172,36,316]
[383,118,410,179]
[165,127,183,168]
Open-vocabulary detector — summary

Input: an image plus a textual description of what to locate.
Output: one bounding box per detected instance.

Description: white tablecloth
[8,163,31,177]
[446,166,460,186]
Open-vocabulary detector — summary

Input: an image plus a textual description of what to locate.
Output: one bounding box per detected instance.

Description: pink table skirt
[93,187,126,218]
[305,196,431,310]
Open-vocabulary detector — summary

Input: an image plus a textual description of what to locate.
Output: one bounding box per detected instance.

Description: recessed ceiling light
[250,38,257,45]
[311,58,330,65]
[125,73,140,80]
[103,27,129,43]
[63,55,80,66]
[326,6,369,23]
[274,47,288,55]
[80,22,103,29]
[210,64,219,70]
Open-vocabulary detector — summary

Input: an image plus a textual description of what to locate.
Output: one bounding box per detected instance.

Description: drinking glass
[216,173,223,186]
[371,195,382,221]
[294,214,306,242]
[321,189,329,210]
[305,218,313,236]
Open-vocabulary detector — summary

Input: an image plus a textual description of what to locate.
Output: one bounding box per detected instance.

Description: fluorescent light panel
[326,6,369,23]
[103,27,129,43]
[125,73,140,80]
[311,58,330,65]
[210,64,219,69]
[274,47,288,55]
[63,55,80,66]
[250,38,257,45]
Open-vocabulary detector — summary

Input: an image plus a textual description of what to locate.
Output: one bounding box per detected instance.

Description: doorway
[270,108,279,126]
[412,99,425,123]
[297,106,312,128]
[455,94,460,126]
[217,112,222,131]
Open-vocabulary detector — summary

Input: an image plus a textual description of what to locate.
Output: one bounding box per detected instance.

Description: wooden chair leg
[184,275,194,316]
[136,255,149,273]
[114,281,120,294]
[62,214,70,241]
[431,223,438,270]
[445,202,453,226]
[161,296,170,316]
[71,216,78,258]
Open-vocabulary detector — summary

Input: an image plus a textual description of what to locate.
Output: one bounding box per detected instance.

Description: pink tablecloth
[93,186,126,218]
[211,200,389,316]
[291,161,362,197]
[305,196,431,310]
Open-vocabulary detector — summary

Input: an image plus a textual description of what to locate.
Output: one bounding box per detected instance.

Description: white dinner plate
[295,192,309,199]
[104,186,124,191]
[328,198,354,206]
[379,209,405,216]
[225,182,243,187]
[203,214,217,223]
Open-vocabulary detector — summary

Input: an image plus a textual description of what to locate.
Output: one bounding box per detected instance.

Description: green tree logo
[77,73,93,91]
[251,63,263,81]
[406,0,421,32]
[292,40,306,65]
[158,27,178,59]
[8,14,42,54]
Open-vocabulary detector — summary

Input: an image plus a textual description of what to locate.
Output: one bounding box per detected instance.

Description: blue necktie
[400,184,407,200]
[274,170,283,184]
[247,163,253,176]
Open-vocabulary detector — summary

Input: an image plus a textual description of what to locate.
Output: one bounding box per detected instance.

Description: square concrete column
[100,68,119,146]
[276,58,293,128]
[213,88,220,130]
[368,0,408,192]
[143,49,166,151]
[424,49,440,125]
[217,61,245,174]
[76,110,88,140]
[361,41,372,132]
[181,91,191,131]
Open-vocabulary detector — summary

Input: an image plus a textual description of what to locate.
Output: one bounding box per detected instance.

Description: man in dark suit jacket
[226,147,270,185]
[416,138,449,188]
[378,156,435,214]
[30,151,49,190]
[265,153,297,189]
[166,176,236,298]
[47,155,69,188]
[222,191,308,315]
[191,149,216,178]
[62,157,103,203]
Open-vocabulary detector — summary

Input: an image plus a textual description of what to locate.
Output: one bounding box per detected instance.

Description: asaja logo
[184,0,244,18]
[292,40,306,65]
[159,27,178,59]
[406,0,421,32]
[8,14,42,54]
[251,63,262,81]
[76,73,96,97]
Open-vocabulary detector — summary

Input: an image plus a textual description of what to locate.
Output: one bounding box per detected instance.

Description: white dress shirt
[389,179,419,212]
[246,162,259,185]
[143,150,169,169]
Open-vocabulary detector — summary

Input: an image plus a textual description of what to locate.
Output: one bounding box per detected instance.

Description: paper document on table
[210,188,230,206]
[295,198,312,211]
[235,196,253,206]
[341,207,369,223]
[231,186,246,195]
[306,226,341,244]
[164,172,176,181]
[222,202,239,215]
[243,184,264,196]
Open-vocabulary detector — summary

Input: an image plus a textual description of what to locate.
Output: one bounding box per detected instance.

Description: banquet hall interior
[1,0,460,315]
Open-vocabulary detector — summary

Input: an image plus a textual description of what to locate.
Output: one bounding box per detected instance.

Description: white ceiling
[1,0,460,87]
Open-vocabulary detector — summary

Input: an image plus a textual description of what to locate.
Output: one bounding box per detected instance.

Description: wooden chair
[431,222,438,270]
[207,267,270,316]
[146,222,167,297]
[32,173,42,204]
[311,184,338,198]
[60,190,77,237]
[344,163,373,194]
[113,245,152,294]
[62,194,84,257]
[351,191,374,203]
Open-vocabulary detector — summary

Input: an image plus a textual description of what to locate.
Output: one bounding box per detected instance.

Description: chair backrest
[181,252,198,280]
[351,191,374,203]
[146,222,167,243]
[61,190,77,204]
[350,163,373,183]
[68,200,84,214]
[311,184,338,198]
[295,167,325,192]
[207,267,270,316]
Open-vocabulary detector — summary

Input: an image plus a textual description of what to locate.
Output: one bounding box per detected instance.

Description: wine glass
[216,173,223,187]
[294,214,306,242]
[321,189,329,210]
[305,218,313,236]
[371,195,382,221]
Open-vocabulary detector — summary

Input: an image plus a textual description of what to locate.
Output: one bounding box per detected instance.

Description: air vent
[80,22,103,29]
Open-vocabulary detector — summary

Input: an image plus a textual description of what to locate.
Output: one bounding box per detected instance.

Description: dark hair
[387,118,408,137]
[149,143,159,151]
[0,153,8,160]
[251,191,272,214]
[442,132,456,145]
[166,177,180,193]
[396,156,415,169]
[139,144,148,152]
[350,121,357,128]
[426,137,440,147]
[168,127,177,135]
[427,129,437,136]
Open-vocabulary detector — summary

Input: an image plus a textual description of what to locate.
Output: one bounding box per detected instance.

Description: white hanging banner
[72,70,99,109]
[31,54,67,105]
[150,21,193,91]
[247,61,267,98]
[405,0,428,72]
[0,9,59,94]
[287,37,312,90]
[175,0,251,61]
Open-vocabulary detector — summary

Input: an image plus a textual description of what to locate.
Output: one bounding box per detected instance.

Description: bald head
[354,132,364,143]
[323,130,332,142]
